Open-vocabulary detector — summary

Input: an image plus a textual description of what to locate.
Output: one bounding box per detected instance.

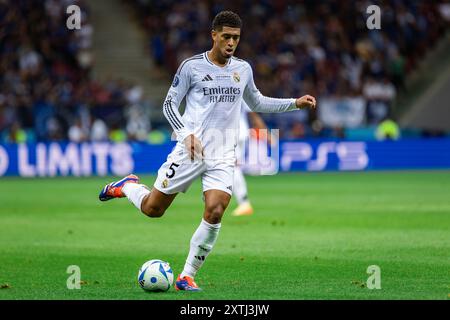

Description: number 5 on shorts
[166,163,180,179]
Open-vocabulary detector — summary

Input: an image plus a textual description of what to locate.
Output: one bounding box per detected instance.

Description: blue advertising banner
[0,142,175,177]
[276,139,450,172]
[0,139,449,177]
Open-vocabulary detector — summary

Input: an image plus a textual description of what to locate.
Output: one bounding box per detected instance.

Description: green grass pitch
[0,171,449,300]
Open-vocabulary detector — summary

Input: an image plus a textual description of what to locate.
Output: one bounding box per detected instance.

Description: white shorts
[154,144,235,196]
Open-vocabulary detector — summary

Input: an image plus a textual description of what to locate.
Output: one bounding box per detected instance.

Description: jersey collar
[204,51,232,68]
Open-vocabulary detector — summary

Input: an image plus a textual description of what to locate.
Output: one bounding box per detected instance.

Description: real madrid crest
[233,72,240,83]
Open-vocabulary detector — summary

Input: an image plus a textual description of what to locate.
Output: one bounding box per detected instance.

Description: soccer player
[99,11,316,291]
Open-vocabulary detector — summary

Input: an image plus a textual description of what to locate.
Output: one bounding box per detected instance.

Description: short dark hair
[212,11,242,31]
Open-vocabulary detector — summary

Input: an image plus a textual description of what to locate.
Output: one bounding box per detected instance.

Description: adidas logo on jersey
[202,74,213,81]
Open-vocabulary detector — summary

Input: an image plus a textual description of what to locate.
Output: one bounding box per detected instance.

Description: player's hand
[184,134,204,161]
[296,95,316,109]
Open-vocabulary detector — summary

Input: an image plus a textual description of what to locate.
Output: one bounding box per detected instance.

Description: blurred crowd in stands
[133,0,449,140]
[0,0,154,144]
[0,0,449,143]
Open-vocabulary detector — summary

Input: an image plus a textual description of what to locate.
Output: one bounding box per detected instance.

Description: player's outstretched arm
[243,63,316,113]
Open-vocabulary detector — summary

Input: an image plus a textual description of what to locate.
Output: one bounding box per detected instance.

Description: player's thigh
[202,163,234,223]
[204,189,232,211]
[203,189,231,224]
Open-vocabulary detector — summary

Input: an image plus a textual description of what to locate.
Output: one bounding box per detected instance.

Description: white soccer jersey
[163,51,297,161]
[239,101,251,143]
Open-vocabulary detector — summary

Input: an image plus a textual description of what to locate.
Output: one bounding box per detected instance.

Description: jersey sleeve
[243,63,297,113]
[163,60,193,142]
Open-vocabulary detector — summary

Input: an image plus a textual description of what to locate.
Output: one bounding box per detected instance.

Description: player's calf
[140,201,166,218]
[139,188,178,218]
[203,189,231,224]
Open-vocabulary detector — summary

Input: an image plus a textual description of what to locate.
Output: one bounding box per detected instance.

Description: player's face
[212,26,241,59]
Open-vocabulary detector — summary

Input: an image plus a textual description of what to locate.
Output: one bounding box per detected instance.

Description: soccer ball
[138,259,174,292]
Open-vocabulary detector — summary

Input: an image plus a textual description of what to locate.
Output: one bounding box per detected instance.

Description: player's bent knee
[204,203,225,224]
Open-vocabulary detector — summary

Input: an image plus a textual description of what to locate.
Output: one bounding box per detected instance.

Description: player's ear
[211,30,217,41]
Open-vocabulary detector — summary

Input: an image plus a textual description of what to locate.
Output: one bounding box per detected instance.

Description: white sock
[180,219,221,279]
[233,166,249,205]
[122,183,150,212]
